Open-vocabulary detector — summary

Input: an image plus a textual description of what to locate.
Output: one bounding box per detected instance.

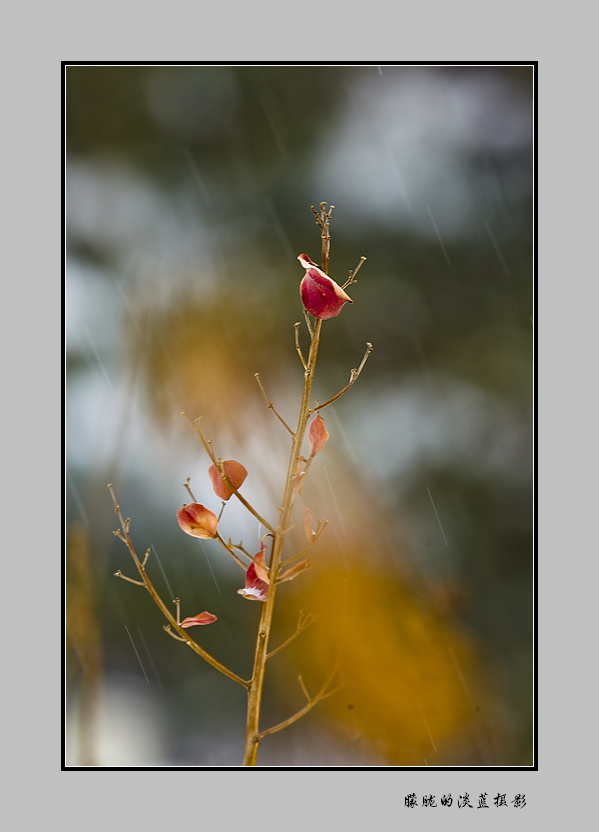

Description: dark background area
[65,64,534,767]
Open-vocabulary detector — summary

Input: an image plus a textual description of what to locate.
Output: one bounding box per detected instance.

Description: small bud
[308,414,329,457]
[209,459,248,501]
[177,503,218,539]
[238,543,269,602]
[181,611,218,627]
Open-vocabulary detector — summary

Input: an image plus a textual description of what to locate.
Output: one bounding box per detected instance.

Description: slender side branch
[108,484,249,688]
[254,373,294,435]
[342,256,367,290]
[311,342,373,413]
[114,570,144,586]
[258,663,343,739]
[214,532,272,575]
[303,309,314,339]
[164,625,187,643]
[266,612,318,659]
[181,413,276,533]
[298,674,311,702]
[183,478,197,503]
[281,520,329,565]
[294,323,307,370]
[214,532,250,571]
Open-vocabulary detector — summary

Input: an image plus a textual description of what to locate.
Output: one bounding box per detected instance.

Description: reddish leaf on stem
[177,503,218,539]
[209,460,248,501]
[308,414,329,457]
[298,253,353,320]
[238,541,269,602]
[181,611,218,627]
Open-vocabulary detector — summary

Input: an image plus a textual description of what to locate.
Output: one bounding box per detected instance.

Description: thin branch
[181,413,276,533]
[114,570,144,586]
[281,520,329,565]
[231,539,253,560]
[298,674,311,703]
[294,322,307,370]
[310,342,373,413]
[266,612,318,659]
[342,256,367,290]
[214,532,250,571]
[254,373,294,435]
[184,478,197,503]
[303,309,313,339]
[163,625,187,643]
[108,484,249,688]
[258,663,342,739]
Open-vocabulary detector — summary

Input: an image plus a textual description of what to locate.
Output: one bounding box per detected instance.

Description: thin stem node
[254,373,294,434]
[294,323,307,370]
[310,342,373,413]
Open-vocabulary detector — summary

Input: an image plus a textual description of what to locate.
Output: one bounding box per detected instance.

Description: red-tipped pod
[237,541,269,602]
[180,611,218,627]
[177,503,218,539]
[298,253,353,320]
[209,460,248,501]
[308,414,329,457]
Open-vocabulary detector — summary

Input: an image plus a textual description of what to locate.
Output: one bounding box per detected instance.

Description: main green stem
[243,317,322,766]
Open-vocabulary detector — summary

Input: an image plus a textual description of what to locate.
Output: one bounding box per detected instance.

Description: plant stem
[243,317,323,766]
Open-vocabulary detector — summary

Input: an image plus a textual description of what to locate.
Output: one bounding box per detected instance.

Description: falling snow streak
[327,407,359,464]
[417,699,438,753]
[137,628,164,690]
[426,486,449,546]
[483,220,510,275]
[449,645,471,701]
[82,324,114,391]
[201,541,221,594]
[66,471,89,527]
[124,625,150,683]
[151,545,174,599]
[426,206,451,266]
[182,146,213,208]
[323,465,346,533]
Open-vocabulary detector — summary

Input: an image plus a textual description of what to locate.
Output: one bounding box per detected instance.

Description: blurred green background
[65,64,534,767]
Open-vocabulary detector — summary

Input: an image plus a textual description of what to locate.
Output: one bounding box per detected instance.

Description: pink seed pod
[308,414,329,457]
[298,253,353,320]
[177,503,218,539]
[180,611,218,627]
[238,541,269,601]
[209,460,248,501]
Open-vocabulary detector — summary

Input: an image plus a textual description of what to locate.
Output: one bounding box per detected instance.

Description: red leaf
[177,503,218,539]
[181,611,218,627]
[209,460,248,501]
